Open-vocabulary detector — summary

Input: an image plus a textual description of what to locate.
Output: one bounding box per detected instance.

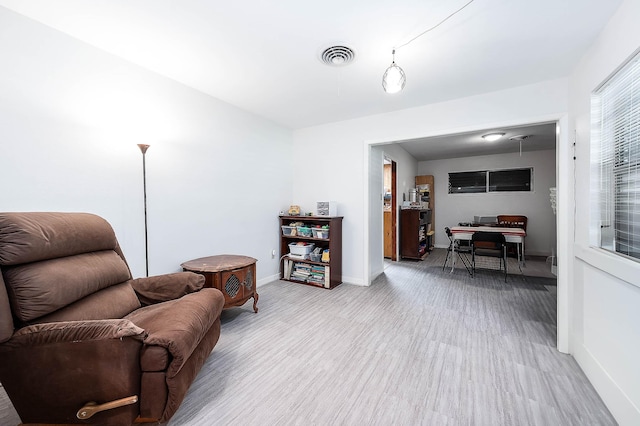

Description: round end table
[181,254,258,313]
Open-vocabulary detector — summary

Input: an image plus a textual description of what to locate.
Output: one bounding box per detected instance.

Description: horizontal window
[448,171,486,193]
[489,168,532,192]
[449,168,533,194]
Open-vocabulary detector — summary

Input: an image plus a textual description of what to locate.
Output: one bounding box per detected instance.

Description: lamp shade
[382,62,406,94]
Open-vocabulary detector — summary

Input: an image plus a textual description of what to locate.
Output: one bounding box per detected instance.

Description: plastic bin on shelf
[289,243,315,256]
[296,226,313,237]
[309,253,322,262]
[281,225,296,236]
[312,228,330,239]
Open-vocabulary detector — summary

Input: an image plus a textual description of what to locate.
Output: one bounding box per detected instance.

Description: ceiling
[398,122,557,161]
[0,0,621,132]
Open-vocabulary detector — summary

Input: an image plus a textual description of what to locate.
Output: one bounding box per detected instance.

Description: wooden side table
[181,255,258,313]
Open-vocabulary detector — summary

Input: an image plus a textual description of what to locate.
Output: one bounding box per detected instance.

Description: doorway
[383,158,397,261]
[365,118,567,352]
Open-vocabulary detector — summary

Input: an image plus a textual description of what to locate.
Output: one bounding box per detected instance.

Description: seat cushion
[125,288,224,377]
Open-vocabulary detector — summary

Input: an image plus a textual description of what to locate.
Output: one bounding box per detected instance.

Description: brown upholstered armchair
[0,212,225,425]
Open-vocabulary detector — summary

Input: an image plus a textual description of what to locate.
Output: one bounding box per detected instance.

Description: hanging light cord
[394,0,475,51]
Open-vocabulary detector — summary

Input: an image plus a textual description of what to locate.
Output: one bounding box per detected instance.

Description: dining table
[449,225,527,272]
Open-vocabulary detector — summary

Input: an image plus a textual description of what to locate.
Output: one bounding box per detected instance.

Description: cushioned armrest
[130,272,205,306]
[4,319,146,348]
[125,289,223,378]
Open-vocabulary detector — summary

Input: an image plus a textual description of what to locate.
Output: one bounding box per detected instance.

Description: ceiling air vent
[321,45,355,66]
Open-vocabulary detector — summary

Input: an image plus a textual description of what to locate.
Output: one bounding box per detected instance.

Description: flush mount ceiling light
[321,45,355,66]
[482,133,505,142]
[382,0,475,94]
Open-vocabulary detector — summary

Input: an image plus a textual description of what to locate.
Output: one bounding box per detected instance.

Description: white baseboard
[258,273,365,287]
[343,276,365,286]
[574,343,640,426]
[257,274,280,287]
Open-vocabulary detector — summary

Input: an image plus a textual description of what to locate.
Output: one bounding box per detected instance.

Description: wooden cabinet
[400,209,432,260]
[181,255,258,312]
[279,216,342,289]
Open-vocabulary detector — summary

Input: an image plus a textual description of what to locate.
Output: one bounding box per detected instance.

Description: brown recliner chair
[0,212,225,425]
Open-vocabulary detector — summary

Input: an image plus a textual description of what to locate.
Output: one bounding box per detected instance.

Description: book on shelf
[283,258,330,288]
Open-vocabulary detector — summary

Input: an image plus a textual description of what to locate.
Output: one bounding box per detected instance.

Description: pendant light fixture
[382,49,406,93]
[382,0,475,94]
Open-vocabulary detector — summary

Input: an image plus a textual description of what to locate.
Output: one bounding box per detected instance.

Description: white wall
[418,149,557,256]
[382,144,420,210]
[0,7,293,284]
[366,144,418,279]
[382,144,419,266]
[293,78,568,286]
[568,0,640,424]
[368,146,385,279]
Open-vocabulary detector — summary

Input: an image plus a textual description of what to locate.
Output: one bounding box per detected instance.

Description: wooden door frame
[390,160,397,261]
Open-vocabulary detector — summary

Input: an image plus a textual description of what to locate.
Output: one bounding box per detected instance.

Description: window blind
[448,171,486,193]
[489,168,532,192]
[591,50,640,261]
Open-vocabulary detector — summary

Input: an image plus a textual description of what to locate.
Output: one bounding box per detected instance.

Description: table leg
[517,242,523,273]
[451,240,456,272]
[252,292,259,313]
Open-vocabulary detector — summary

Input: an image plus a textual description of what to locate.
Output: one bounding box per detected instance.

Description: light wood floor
[0,250,616,425]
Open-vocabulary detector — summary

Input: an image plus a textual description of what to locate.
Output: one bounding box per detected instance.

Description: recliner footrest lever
[77,395,138,420]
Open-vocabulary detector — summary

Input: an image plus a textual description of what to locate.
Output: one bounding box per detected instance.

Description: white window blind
[591,49,640,261]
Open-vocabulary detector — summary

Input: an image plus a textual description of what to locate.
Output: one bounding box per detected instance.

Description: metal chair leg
[503,248,508,282]
[458,252,472,275]
[443,245,451,271]
[471,249,475,278]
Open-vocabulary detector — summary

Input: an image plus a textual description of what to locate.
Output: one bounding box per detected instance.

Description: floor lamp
[137,144,150,277]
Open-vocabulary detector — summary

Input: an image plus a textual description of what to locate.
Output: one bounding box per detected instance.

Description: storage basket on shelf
[296,226,313,237]
[312,228,330,239]
[281,225,296,236]
[288,243,315,256]
[309,252,322,262]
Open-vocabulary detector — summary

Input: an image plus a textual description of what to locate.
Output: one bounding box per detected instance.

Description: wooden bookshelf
[279,215,342,289]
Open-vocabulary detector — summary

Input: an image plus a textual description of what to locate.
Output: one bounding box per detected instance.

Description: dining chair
[443,227,472,275]
[497,215,527,260]
[471,231,508,282]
